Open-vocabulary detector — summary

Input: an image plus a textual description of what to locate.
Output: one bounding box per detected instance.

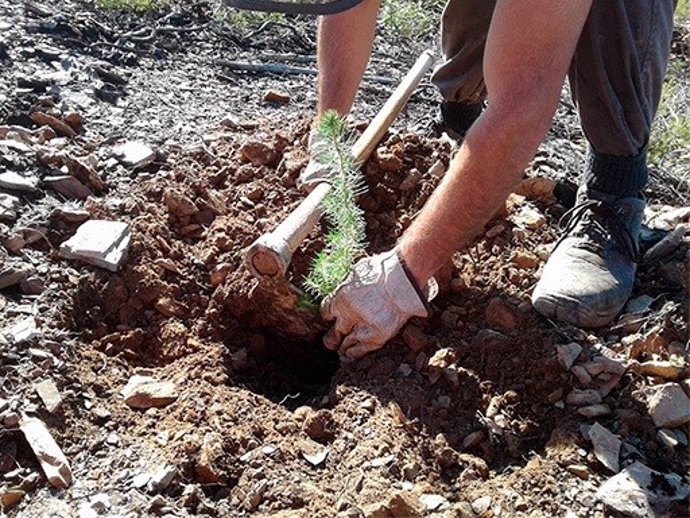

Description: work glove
[297,127,333,192]
[321,249,437,360]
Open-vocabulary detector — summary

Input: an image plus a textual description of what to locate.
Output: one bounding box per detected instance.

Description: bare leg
[316,0,380,116]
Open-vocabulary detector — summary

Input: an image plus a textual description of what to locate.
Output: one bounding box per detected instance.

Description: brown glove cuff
[395,248,437,316]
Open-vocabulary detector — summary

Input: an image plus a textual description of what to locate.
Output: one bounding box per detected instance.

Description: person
[302,0,678,360]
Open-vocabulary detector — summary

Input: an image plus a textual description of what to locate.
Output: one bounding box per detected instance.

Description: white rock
[20,417,72,488]
[113,141,156,169]
[302,448,329,466]
[0,193,20,221]
[59,220,131,272]
[420,493,447,511]
[647,383,690,428]
[472,496,492,515]
[6,317,39,344]
[556,342,582,370]
[0,172,38,192]
[147,465,177,493]
[120,375,178,409]
[34,379,62,414]
[596,461,690,517]
[588,422,621,473]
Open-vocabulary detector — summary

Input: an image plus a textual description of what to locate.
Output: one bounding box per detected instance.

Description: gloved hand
[321,249,437,360]
[297,127,333,192]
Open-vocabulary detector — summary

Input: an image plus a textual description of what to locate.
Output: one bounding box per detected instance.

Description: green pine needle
[303,111,367,303]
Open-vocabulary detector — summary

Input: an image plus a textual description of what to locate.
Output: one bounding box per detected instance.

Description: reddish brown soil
[46,122,689,517]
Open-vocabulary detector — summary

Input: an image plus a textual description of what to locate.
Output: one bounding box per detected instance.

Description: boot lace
[556,199,640,261]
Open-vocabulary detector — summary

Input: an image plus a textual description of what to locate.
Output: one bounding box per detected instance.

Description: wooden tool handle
[245,50,435,279]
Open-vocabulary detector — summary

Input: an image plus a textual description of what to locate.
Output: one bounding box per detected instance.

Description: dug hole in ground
[0,1,689,517]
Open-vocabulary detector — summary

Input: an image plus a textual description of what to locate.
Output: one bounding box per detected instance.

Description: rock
[485,297,517,332]
[566,389,603,406]
[577,404,611,419]
[3,412,19,427]
[624,294,655,314]
[513,176,556,202]
[195,432,222,483]
[239,140,279,167]
[301,447,329,467]
[485,224,505,239]
[427,159,445,179]
[571,365,592,385]
[596,461,690,517]
[471,496,492,515]
[567,464,590,480]
[162,188,197,217]
[64,157,105,192]
[302,409,336,443]
[43,175,92,200]
[0,488,24,509]
[462,430,484,450]
[510,249,540,269]
[419,493,447,512]
[6,317,39,344]
[376,151,403,172]
[0,193,20,221]
[643,225,686,262]
[34,379,62,414]
[647,206,690,230]
[147,465,177,493]
[637,360,685,381]
[556,342,582,370]
[588,422,621,473]
[0,171,38,192]
[30,112,76,138]
[120,375,178,409]
[20,417,72,488]
[263,90,290,103]
[509,204,546,229]
[51,206,90,224]
[400,169,422,191]
[647,383,690,428]
[402,325,433,352]
[0,264,30,289]
[427,348,458,384]
[59,220,131,272]
[113,141,156,169]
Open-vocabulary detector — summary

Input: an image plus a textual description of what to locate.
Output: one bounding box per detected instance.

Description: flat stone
[566,389,603,407]
[577,404,611,419]
[637,360,685,381]
[596,461,690,517]
[624,294,655,314]
[471,496,492,515]
[6,317,39,344]
[263,89,290,104]
[34,379,62,414]
[556,342,582,370]
[588,422,621,473]
[509,204,546,229]
[120,375,178,409]
[0,265,30,289]
[20,417,72,488]
[657,428,679,449]
[419,493,447,512]
[0,172,38,192]
[0,139,32,154]
[402,325,433,352]
[30,112,75,138]
[113,141,156,169]
[59,220,131,272]
[0,193,20,221]
[51,206,90,224]
[43,175,92,200]
[647,383,690,428]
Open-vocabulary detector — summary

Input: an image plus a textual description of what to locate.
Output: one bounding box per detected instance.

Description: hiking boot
[428,100,483,140]
[531,187,645,328]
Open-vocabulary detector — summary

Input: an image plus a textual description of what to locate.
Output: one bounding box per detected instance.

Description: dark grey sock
[584,147,648,197]
[440,101,484,135]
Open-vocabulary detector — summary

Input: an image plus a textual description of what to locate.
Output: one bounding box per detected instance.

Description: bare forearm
[399,101,553,284]
[317,0,380,116]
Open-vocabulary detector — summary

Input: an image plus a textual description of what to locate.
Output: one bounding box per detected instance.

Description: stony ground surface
[1,1,689,517]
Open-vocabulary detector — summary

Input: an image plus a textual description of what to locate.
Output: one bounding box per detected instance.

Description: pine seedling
[303,111,367,302]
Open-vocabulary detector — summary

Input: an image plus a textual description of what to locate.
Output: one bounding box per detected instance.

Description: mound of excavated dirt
[36,120,687,517]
